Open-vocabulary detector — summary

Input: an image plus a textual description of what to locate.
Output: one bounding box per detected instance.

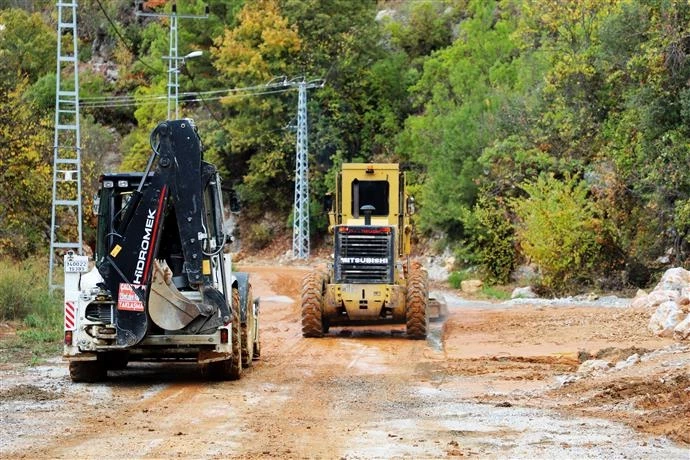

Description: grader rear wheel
[406,270,429,339]
[301,271,326,338]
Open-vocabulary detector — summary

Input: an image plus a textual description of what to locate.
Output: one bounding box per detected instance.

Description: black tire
[205,288,243,380]
[406,270,428,339]
[301,271,325,338]
[69,360,107,383]
[241,284,255,368]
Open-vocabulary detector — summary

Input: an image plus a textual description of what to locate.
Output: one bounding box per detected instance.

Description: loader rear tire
[69,360,106,383]
[406,270,428,340]
[241,285,255,368]
[205,288,243,381]
[301,271,326,338]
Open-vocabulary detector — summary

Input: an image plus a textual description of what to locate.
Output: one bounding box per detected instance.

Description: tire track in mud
[17,380,209,458]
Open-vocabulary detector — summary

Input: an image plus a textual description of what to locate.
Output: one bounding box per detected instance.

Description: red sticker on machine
[117,283,145,311]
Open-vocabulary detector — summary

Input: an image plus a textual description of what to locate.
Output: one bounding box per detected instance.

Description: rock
[511,264,539,283]
[631,289,679,310]
[634,289,647,299]
[577,359,610,374]
[673,314,690,341]
[648,301,686,337]
[511,286,538,299]
[654,267,690,291]
[460,279,483,294]
[614,353,640,370]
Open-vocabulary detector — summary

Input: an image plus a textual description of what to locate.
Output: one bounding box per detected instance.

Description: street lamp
[163,50,202,120]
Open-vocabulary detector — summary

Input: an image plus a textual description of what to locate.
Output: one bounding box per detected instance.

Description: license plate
[64,255,89,273]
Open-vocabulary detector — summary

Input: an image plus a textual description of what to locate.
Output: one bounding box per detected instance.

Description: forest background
[1,0,689,295]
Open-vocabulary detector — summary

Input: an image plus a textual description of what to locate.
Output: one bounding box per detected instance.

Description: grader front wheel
[406,270,429,339]
[301,272,326,338]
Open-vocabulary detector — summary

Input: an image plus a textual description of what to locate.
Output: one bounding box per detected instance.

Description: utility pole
[288,78,324,259]
[135,1,208,119]
[49,0,82,290]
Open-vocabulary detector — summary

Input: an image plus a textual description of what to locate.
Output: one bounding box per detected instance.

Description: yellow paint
[110,244,122,257]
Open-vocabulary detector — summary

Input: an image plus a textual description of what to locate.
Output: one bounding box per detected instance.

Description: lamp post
[136,1,208,120]
[163,50,202,120]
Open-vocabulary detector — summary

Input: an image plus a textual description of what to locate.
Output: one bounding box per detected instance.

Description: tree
[397,0,521,238]
[0,78,53,257]
[0,8,55,83]
[210,0,302,217]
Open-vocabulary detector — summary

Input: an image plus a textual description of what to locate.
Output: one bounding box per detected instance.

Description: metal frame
[49,0,83,290]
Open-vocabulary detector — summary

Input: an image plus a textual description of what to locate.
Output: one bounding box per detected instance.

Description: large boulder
[640,267,690,342]
[648,301,686,337]
[511,286,538,299]
[631,289,680,310]
[461,279,483,294]
[654,267,690,291]
[674,314,690,340]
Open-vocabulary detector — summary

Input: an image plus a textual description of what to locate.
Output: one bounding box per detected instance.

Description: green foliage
[0,259,56,321]
[510,173,614,293]
[0,258,64,363]
[471,193,516,284]
[381,0,459,60]
[0,8,55,82]
[0,78,53,258]
[447,270,471,289]
[397,0,521,237]
[2,0,690,292]
[480,285,511,300]
[246,223,274,250]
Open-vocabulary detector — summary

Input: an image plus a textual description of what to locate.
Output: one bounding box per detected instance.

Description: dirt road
[1,264,689,458]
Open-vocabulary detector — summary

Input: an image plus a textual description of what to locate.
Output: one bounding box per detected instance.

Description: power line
[93,0,159,73]
[76,86,295,109]
[78,79,293,103]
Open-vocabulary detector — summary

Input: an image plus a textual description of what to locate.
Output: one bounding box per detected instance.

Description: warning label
[117,283,145,312]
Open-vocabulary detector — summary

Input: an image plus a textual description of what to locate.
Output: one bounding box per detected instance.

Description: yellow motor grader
[300,163,430,339]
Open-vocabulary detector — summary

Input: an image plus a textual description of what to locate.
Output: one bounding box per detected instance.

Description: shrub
[472,193,516,284]
[447,270,471,289]
[247,223,274,250]
[510,173,615,293]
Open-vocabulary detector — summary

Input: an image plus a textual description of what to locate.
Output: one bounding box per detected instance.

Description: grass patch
[447,270,473,289]
[481,285,512,300]
[0,258,62,365]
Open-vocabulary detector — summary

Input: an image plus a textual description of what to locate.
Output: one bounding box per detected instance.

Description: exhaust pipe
[361,205,375,225]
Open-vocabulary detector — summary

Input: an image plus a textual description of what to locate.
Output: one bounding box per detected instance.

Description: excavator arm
[98,120,231,347]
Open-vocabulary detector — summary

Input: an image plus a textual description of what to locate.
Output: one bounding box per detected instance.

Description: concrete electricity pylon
[49,0,83,290]
[135,1,207,119]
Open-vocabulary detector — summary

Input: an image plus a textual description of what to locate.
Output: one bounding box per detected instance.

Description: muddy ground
[1,264,689,458]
